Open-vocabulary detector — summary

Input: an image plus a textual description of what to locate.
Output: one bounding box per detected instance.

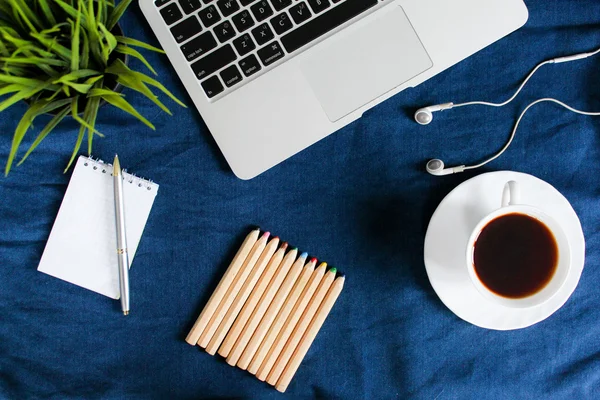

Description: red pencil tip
[310,257,317,264]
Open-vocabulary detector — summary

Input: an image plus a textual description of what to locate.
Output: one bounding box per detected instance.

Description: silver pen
[113,155,130,315]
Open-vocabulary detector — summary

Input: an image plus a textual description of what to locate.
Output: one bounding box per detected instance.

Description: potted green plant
[0,0,185,175]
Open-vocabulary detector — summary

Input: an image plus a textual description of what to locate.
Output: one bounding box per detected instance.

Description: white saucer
[424,171,585,330]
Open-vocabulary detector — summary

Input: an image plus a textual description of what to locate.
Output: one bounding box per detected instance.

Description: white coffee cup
[466,181,571,309]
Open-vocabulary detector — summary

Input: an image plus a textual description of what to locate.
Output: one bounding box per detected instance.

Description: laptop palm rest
[300,6,433,122]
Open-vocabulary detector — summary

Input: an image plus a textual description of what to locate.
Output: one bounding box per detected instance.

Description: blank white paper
[38,156,158,299]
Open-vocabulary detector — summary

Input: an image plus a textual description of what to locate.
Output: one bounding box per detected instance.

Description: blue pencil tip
[300,252,308,258]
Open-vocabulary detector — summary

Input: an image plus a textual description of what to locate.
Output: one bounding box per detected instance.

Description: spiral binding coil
[81,156,158,192]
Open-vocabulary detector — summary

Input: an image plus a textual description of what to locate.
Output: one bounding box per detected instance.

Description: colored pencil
[275,275,345,393]
[205,237,280,355]
[256,263,328,381]
[246,258,316,375]
[185,229,260,345]
[219,242,290,359]
[197,232,270,348]
[231,253,311,368]
[266,266,336,385]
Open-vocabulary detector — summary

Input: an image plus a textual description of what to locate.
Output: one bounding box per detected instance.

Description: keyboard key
[270,0,292,12]
[155,0,171,7]
[232,10,255,32]
[270,12,293,35]
[233,33,256,56]
[281,0,377,53]
[220,65,243,87]
[307,0,330,14]
[170,16,203,43]
[179,0,202,14]
[202,0,213,3]
[239,54,262,77]
[251,23,274,46]
[250,1,273,22]
[257,41,284,66]
[289,2,311,24]
[201,76,224,98]
[160,3,183,25]
[191,44,237,80]
[198,5,221,27]
[214,21,236,43]
[217,0,240,17]
[240,0,256,5]
[181,31,217,61]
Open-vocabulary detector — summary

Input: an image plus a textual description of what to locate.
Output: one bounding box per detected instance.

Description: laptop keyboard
[155,0,378,99]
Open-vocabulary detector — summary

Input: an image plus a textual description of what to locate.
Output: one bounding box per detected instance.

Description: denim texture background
[1,0,599,398]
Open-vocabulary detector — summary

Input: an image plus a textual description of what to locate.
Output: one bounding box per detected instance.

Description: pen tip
[113,155,121,172]
[123,310,129,316]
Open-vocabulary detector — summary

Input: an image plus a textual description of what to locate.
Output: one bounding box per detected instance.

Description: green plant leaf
[0,56,67,67]
[88,87,125,97]
[18,107,70,166]
[30,32,72,61]
[53,69,101,83]
[36,0,57,26]
[6,0,43,33]
[0,74,44,86]
[65,98,87,173]
[84,95,101,154]
[71,1,83,72]
[69,96,104,138]
[53,0,88,25]
[118,74,172,115]
[80,29,90,69]
[114,44,157,76]
[61,81,95,94]
[98,22,117,53]
[130,69,187,108]
[106,59,173,114]
[0,83,23,96]
[0,81,51,112]
[115,36,165,54]
[107,0,132,30]
[101,93,156,130]
[4,98,50,175]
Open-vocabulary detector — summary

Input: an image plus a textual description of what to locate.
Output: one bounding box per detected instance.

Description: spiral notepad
[38,156,158,299]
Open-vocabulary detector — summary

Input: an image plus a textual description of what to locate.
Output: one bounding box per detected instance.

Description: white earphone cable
[451,47,600,110]
[463,98,600,170]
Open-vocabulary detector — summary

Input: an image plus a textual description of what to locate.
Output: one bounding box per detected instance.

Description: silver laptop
[140,0,528,179]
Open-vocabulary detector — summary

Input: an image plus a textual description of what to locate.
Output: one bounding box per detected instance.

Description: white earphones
[425,159,465,176]
[416,46,600,175]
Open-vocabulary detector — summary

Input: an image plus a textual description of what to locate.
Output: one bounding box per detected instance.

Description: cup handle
[501,180,520,207]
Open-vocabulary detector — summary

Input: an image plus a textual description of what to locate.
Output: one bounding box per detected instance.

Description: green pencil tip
[329,268,337,274]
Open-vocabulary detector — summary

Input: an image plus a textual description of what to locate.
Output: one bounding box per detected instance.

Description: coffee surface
[473,213,558,298]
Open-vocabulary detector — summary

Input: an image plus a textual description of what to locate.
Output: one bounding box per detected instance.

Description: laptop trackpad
[300,6,433,122]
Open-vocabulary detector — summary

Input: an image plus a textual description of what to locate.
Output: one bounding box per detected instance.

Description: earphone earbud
[426,159,466,176]
[414,103,454,125]
[416,46,600,176]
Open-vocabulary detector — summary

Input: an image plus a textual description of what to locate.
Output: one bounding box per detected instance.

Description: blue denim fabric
[1,0,599,398]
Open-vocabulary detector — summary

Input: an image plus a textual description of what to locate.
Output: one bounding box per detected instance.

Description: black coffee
[473,213,558,299]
